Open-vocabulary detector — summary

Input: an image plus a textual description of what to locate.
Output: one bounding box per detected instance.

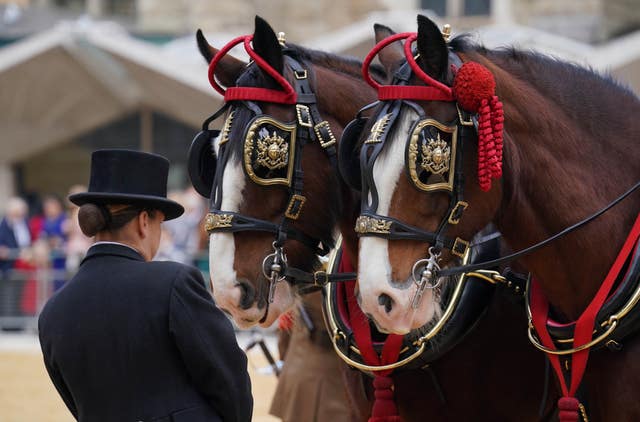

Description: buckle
[314,121,337,148]
[447,201,468,225]
[313,271,329,286]
[294,69,308,79]
[285,194,306,220]
[456,104,475,127]
[451,237,470,258]
[296,104,312,127]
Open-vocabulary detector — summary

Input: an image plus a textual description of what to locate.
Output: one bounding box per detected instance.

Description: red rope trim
[339,254,404,422]
[207,35,297,104]
[530,212,640,420]
[362,32,453,102]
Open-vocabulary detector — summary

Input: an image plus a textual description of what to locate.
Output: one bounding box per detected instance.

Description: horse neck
[307,59,375,266]
[482,52,640,320]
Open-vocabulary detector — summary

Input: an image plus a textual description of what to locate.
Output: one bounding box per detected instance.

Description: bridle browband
[203,34,355,300]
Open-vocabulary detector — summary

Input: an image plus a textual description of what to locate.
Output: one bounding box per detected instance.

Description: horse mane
[451,34,640,209]
[450,34,639,144]
[287,43,387,82]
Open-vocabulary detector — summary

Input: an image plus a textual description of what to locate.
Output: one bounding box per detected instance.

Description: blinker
[188,129,219,198]
[243,116,296,187]
[406,119,458,192]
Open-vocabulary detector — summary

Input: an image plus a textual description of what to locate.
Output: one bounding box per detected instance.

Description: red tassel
[368,375,402,422]
[558,397,580,422]
[452,62,504,191]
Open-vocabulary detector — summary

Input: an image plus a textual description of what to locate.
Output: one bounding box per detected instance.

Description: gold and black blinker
[243,117,296,186]
[406,119,458,192]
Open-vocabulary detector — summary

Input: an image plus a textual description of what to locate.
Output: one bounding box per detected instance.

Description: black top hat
[69,149,184,221]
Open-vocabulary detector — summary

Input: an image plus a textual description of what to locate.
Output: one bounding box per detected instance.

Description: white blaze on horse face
[208,135,247,321]
[208,134,295,328]
[358,109,440,334]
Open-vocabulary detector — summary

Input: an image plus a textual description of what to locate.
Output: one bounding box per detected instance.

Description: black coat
[38,243,253,422]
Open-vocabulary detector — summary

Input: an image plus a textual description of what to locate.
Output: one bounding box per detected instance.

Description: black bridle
[203,53,355,300]
[343,56,478,306]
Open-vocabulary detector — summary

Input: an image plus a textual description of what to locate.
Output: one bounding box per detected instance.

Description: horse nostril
[378,294,393,314]
[236,281,256,310]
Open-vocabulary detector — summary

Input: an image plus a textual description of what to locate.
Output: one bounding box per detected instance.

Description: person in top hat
[38,149,253,422]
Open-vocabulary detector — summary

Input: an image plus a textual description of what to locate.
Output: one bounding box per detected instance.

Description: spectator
[161,187,205,265]
[40,194,68,291]
[0,197,31,318]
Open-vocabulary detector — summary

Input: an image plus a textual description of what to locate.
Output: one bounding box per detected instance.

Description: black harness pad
[188,129,219,198]
[338,117,367,191]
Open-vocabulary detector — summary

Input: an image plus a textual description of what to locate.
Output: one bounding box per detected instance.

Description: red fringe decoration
[277,311,294,331]
[558,397,580,422]
[452,62,504,191]
[369,375,402,422]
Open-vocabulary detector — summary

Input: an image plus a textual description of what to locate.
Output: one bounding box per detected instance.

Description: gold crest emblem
[256,129,289,170]
[354,215,393,234]
[420,132,451,175]
[365,113,392,144]
[219,110,235,146]
[204,213,233,232]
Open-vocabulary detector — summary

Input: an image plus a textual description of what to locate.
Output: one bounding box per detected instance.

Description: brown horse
[347,14,640,421]
[194,16,557,421]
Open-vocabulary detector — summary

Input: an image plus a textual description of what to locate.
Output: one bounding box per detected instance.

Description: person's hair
[78,204,157,237]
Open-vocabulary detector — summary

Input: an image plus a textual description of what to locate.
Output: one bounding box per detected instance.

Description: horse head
[193,16,375,328]
[343,15,503,334]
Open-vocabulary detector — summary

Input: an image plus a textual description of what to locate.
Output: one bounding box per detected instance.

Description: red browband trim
[362,32,453,102]
[224,87,296,104]
[378,86,453,102]
[208,35,297,104]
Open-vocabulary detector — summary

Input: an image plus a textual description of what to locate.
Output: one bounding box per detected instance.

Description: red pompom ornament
[453,62,504,192]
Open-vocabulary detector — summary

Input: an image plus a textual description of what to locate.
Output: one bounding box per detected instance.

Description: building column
[87,0,106,18]
[492,0,513,24]
[140,107,153,152]
[0,164,15,206]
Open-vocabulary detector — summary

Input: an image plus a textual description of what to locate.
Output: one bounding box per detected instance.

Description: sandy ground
[0,333,280,422]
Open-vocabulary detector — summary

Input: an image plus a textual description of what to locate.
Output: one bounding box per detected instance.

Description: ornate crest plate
[243,117,296,186]
[406,119,458,192]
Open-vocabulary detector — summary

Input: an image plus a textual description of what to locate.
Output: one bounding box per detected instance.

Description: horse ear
[373,23,403,76]
[252,16,284,76]
[196,29,246,87]
[416,14,448,81]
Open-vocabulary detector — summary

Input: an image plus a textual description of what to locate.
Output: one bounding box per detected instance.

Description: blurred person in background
[40,194,69,291]
[39,149,252,422]
[65,185,92,272]
[161,187,205,265]
[0,197,32,320]
[269,291,353,422]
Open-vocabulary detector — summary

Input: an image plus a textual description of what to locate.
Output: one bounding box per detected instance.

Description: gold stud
[277,32,286,46]
[442,24,451,42]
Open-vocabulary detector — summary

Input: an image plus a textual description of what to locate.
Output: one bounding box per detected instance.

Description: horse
[191,16,558,421]
[343,13,640,421]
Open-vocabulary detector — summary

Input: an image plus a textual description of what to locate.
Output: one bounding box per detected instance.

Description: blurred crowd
[0,186,207,323]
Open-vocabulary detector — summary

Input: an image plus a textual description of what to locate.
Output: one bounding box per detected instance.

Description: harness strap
[530,212,640,421]
[340,253,403,422]
[438,180,640,278]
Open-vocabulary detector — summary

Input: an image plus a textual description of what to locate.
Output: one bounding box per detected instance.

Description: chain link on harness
[411,247,442,309]
[262,242,287,303]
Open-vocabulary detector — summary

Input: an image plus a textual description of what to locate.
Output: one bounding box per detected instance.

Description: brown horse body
[198,17,557,421]
[351,15,640,421]
[477,43,640,420]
